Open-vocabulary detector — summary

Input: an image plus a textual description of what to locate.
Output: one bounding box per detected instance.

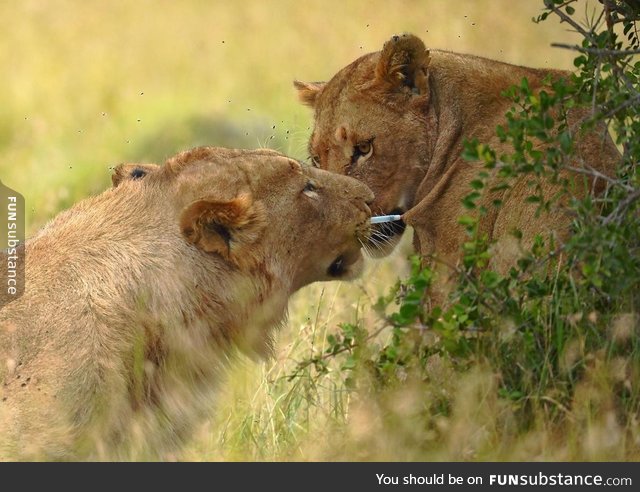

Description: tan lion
[0,146,372,460]
[295,33,620,305]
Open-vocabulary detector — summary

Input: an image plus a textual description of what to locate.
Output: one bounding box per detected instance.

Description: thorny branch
[550,42,640,56]
[544,0,597,42]
[603,187,640,224]
[544,1,640,225]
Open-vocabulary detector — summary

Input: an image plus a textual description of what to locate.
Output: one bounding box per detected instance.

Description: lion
[295,33,621,305]
[0,146,373,460]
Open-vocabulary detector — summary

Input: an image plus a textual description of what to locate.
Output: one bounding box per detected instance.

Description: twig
[603,187,640,225]
[597,92,640,121]
[550,43,640,57]
[286,321,389,379]
[544,0,597,42]
[565,164,634,192]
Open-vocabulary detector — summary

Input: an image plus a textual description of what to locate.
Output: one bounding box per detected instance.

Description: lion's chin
[327,249,364,280]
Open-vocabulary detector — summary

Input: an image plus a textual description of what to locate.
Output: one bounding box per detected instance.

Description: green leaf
[462,191,481,209]
[342,355,356,370]
[573,55,587,68]
[481,270,500,288]
[558,131,573,154]
[525,195,541,204]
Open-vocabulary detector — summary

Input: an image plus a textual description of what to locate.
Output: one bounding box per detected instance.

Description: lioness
[0,146,372,460]
[295,33,620,304]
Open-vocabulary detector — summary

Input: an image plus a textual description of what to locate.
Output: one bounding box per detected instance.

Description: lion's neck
[415,51,566,205]
[430,50,554,137]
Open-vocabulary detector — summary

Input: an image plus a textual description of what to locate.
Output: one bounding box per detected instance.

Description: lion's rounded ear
[375,33,430,95]
[112,163,160,187]
[294,80,325,108]
[179,194,266,265]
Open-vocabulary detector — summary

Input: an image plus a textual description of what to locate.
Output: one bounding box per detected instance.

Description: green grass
[4,1,630,461]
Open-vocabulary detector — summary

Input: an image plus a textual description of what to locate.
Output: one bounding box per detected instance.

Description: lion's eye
[303,180,318,196]
[352,139,374,164]
[357,141,371,155]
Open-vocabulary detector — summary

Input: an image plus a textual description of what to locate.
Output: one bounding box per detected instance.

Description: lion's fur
[0,147,372,460]
[296,33,621,304]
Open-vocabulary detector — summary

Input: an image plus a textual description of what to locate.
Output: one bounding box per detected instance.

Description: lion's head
[295,34,432,257]
[113,147,374,292]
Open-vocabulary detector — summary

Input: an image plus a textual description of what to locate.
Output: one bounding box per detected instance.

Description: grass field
[3,1,630,461]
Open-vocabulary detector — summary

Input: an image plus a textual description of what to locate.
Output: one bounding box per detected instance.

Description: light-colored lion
[295,33,620,304]
[0,146,372,460]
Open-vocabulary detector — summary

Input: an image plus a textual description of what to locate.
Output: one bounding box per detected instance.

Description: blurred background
[0,0,590,460]
[0,0,579,233]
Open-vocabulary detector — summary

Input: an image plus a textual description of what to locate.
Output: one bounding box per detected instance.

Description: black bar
[1,462,637,492]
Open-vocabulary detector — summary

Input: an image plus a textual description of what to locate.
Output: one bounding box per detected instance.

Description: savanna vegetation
[1,0,638,460]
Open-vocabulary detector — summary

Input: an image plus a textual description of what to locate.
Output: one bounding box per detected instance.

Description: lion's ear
[112,163,160,187]
[294,80,325,108]
[375,33,430,95]
[179,194,266,264]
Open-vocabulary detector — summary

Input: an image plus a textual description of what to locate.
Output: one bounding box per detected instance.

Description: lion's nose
[344,185,374,204]
[362,190,374,216]
[361,186,375,205]
[353,198,372,217]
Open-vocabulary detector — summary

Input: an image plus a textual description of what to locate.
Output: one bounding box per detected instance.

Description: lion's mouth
[371,217,406,240]
[368,208,406,251]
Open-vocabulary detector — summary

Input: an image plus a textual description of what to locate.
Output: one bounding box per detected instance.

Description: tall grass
[2,1,619,461]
